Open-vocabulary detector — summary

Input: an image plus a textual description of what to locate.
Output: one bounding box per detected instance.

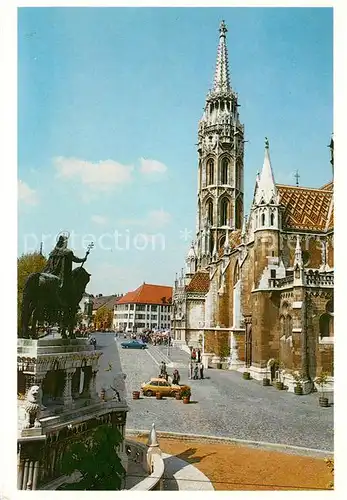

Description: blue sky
[18,7,333,295]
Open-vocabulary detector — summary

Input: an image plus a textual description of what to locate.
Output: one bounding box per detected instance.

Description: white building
[113,282,172,333]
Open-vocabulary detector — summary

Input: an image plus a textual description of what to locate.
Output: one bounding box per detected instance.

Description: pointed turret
[147,423,159,448]
[293,235,303,269]
[186,242,197,275]
[213,20,231,94]
[255,138,277,205]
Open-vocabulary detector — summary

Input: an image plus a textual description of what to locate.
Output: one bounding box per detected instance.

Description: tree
[60,424,125,490]
[17,252,47,329]
[94,306,113,330]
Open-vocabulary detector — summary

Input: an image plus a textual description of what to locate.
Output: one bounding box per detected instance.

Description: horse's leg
[31,307,39,340]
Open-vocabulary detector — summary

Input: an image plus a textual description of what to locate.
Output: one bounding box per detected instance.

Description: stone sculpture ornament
[24,385,42,429]
[19,233,93,339]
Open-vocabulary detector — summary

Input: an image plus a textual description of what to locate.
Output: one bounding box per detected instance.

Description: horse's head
[71,267,91,296]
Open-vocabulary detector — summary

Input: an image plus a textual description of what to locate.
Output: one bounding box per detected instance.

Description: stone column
[32,460,40,490]
[63,370,75,407]
[89,370,99,401]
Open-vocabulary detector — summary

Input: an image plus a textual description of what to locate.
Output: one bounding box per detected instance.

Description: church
[172,21,334,394]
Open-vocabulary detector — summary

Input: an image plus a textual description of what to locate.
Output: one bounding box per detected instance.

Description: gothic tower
[196,20,245,269]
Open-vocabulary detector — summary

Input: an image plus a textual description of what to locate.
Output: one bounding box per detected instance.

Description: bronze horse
[20,266,91,339]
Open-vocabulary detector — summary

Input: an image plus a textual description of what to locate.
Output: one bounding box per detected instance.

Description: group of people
[190,347,202,363]
[158,362,180,385]
[189,361,204,380]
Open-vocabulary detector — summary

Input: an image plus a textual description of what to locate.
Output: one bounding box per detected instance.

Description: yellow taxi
[141,377,191,397]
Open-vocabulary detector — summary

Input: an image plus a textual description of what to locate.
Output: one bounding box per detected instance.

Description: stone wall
[204,329,229,356]
[252,290,281,366]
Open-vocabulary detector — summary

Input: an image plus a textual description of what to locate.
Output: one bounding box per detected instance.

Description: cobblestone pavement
[94,334,334,452]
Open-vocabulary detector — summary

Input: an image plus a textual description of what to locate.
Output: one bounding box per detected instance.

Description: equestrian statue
[19,232,94,339]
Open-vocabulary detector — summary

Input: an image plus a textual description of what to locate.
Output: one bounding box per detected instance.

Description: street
[94,333,334,452]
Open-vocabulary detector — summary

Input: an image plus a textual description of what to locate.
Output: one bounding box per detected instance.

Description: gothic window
[209,232,214,255]
[221,158,229,184]
[285,316,293,338]
[261,213,265,226]
[207,200,213,225]
[220,198,229,226]
[207,159,214,185]
[280,316,285,338]
[233,262,240,285]
[326,300,334,314]
[235,198,242,229]
[320,313,333,338]
[219,235,225,249]
[270,212,275,226]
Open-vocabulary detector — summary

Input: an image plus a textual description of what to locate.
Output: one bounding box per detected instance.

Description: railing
[269,272,334,288]
[269,276,294,288]
[305,272,334,287]
[129,453,164,491]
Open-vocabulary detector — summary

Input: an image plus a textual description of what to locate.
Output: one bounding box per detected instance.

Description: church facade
[172,21,334,393]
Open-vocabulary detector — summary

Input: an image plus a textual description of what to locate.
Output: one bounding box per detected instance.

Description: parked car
[120,339,147,349]
[141,377,191,397]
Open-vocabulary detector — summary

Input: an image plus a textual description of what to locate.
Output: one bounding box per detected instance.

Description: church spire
[254,137,277,205]
[212,20,231,94]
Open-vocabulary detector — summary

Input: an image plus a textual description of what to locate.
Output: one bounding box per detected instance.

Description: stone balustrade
[268,272,334,289]
[305,272,334,287]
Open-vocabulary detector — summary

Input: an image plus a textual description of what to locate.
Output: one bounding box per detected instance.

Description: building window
[320,313,333,338]
[207,200,213,225]
[221,158,229,184]
[261,213,265,226]
[270,269,276,279]
[235,198,242,229]
[220,198,229,226]
[207,159,214,185]
[270,212,275,226]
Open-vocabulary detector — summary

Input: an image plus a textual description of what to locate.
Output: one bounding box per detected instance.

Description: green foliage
[60,424,125,490]
[17,252,47,328]
[315,371,329,397]
[181,388,191,398]
[94,306,113,330]
[217,342,230,361]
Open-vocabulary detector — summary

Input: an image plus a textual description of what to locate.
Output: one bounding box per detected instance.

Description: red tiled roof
[185,271,210,293]
[117,283,172,305]
[276,184,333,232]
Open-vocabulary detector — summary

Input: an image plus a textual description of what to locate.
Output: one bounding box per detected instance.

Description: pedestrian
[199,362,204,379]
[197,348,201,363]
[191,348,196,361]
[188,362,193,379]
[194,364,199,380]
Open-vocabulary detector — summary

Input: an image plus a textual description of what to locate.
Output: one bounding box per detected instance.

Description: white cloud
[119,208,171,229]
[18,180,38,205]
[54,156,133,191]
[91,215,108,225]
[139,157,168,176]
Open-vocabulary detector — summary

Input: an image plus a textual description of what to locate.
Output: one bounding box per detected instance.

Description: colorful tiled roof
[185,271,210,293]
[117,283,172,305]
[320,181,333,191]
[277,184,334,232]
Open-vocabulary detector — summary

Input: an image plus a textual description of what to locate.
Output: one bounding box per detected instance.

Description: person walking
[199,362,204,379]
[197,348,201,363]
[191,348,196,361]
[188,362,193,379]
[194,364,199,380]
